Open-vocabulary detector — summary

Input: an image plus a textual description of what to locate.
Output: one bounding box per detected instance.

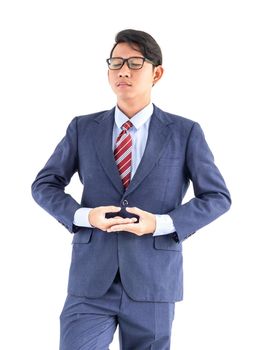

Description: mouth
[116,82,132,87]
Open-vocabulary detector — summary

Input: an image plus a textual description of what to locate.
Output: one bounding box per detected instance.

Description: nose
[118,62,131,78]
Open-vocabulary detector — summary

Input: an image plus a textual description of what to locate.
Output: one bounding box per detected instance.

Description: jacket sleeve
[169,122,231,242]
[31,117,81,233]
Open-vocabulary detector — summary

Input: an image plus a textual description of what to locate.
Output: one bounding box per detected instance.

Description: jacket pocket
[158,157,181,167]
[154,234,182,251]
[72,228,93,244]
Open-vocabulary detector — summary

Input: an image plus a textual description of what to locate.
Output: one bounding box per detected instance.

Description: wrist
[88,209,95,227]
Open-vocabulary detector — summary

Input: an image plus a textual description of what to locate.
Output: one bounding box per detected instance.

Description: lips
[116,81,132,87]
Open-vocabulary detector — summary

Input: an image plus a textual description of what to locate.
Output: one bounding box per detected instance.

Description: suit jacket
[31,105,231,302]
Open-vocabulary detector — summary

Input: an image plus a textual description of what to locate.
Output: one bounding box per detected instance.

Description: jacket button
[122,199,128,206]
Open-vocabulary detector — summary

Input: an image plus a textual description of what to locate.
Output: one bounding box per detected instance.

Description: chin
[117,92,135,100]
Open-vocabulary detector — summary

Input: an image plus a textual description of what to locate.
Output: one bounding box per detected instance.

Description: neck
[117,98,151,118]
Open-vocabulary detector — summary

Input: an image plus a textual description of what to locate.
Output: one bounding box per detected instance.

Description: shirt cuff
[73,208,93,228]
[153,214,176,236]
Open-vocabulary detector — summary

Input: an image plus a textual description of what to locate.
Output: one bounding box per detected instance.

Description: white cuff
[153,214,176,236]
[73,208,93,228]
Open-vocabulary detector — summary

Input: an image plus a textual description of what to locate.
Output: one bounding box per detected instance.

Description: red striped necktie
[114,121,133,189]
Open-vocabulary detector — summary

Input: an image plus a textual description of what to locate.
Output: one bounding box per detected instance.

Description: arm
[31,118,81,232]
[108,123,231,241]
[32,117,136,233]
[169,122,231,242]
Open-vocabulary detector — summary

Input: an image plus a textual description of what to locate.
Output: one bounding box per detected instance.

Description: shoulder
[153,105,195,125]
[65,108,115,135]
[153,105,198,132]
[74,107,115,126]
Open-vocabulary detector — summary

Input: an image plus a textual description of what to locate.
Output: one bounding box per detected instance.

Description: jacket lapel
[126,107,174,196]
[93,108,124,195]
[93,106,174,197]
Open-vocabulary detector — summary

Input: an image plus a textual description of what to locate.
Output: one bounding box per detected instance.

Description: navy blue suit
[32,105,231,348]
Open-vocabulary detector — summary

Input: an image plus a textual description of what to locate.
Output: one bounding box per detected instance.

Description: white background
[1,0,258,349]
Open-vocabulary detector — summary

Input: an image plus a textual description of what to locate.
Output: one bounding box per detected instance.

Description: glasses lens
[108,58,123,70]
[128,57,144,69]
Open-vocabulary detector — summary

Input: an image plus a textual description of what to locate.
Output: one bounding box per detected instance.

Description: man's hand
[107,207,156,236]
[88,206,137,231]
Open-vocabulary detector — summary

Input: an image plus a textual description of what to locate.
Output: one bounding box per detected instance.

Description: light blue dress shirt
[74,103,175,236]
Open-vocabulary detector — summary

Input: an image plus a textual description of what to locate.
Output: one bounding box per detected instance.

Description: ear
[153,66,164,85]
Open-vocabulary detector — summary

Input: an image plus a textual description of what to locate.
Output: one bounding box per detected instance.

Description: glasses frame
[106,56,155,70]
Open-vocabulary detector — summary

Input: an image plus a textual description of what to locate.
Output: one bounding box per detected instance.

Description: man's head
[107,29,164,113]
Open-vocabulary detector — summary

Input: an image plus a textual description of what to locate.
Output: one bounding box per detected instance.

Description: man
[32,29,231,350]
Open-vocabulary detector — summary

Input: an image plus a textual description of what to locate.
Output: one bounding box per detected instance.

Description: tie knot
[122,121,133,131]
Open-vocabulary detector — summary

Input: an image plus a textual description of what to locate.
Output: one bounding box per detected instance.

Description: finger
[103,206,121,213]
[125,206,143,215]
[107,217,137,226]
[112,216,137,221]
[107,223,138,233]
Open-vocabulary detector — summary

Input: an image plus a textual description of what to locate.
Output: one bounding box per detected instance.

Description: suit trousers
[60,271,175,350]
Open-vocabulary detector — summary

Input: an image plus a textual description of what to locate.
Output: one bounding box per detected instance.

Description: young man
[32,29,231,350]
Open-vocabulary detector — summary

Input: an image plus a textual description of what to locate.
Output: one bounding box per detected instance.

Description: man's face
[108,42,162,104]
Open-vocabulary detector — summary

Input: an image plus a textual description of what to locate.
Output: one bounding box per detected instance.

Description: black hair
[110,29,162,66]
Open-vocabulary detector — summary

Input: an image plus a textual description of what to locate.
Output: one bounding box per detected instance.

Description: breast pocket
[72,228,93,244]
[154,234,182,251]
[158,157,181,167]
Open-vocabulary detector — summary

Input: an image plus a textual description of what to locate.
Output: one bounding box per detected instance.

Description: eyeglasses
[106,56,154,70]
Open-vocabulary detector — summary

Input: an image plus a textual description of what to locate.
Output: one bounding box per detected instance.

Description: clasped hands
[88,206,156,236]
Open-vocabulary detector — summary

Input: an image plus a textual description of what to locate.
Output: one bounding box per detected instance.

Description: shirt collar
[114,103,154,130]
